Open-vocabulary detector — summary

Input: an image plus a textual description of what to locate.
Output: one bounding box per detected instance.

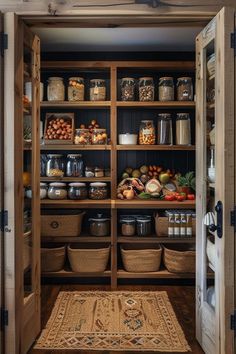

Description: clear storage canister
[47,182,67,200]
[68,182,87,200]
[157,113,173,145]
[89,182,108,200]
[139,120,156,145]
[68,77,85,101]
[91,128,107,145]
[136,217,151,236]
[74,128,91,145]
[138,77,154,101]
[176,113,191,145]
[121,77,135,101]
[89,214,110,236]
[90,79,106,101]
[47,77,65,101]
[177,77,193,101]
[46,154,64,177]
[158,77,174,101]
[120,217,136,236]
[66,154,84,177]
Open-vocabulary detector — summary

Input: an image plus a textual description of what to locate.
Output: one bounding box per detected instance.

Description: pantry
[0,4,235,354]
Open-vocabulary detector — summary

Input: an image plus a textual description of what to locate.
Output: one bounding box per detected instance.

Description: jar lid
[89,182,107,187]
[159,76,174,81]
[69,77,84,81]
[68,182,86,187]
[49,182,67,187]
[40,183,48,187]
[48,77,63,81]
[177,76,192,81]
[90,79,105,83]
[176,113,190,118]
[92,128,106,132]
[47,154,63,158]
[67,154,82,158]
[136,217,150,223]
[139,77,153,80]
[121,77,135,81]
[158,113,171,119]
[141,120,154,123]
[89,213,110,222]
[120,217,135,223]
[75,128,89,132]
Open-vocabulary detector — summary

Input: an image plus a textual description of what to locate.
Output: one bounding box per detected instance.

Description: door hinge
[0,307,8,330]
[231,29,236,56]
[230,310,236,335]
[230,206,236,232]
[0,210,8,232]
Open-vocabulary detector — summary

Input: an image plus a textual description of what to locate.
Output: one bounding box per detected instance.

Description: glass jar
[94,167,104,177]
[89,182,108,200]
[90,79,106,101]
[177,77,193,101]
[47,77,65,101]
[47,182,67,200]
[208,146,215,183]
[89,214,110,236]
[120,217,136,236]
[157,113,173,145]
[121,77,135,101]
[176,113,191,145]
[158,77,174,101]
[139,120,156,145]
[136,217,151,236]
[85,166,95,178]
[68,182,87,200]
[46,154,64,177]
[91,128,107,145]
[40,183,48,199]
[68,77,85,101]
[66,154,84,177]
[74,128,91,145]
[138,77,154,101]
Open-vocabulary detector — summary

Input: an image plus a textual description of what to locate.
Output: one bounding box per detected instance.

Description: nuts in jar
[139,120,156,145]
[47,77,65,101]
[158,77,174,101]
[177,77,193,101]
[68,182,88,200]
[44,114,74,142]
[90,79,106,101]
[74,128,91,145]
[91,128,107,145]
[68,77,84,101]
[46,154,64,177]
[47,182,67,200]
[138,77,154,101]
[89,182,108,200]
[120,217,136,236]
[120,77,135,101]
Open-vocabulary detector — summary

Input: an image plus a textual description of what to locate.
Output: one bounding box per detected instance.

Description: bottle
[174,212,180,237]
[180,212,186,237]
[186,212,192,237]
[167,211,174,237]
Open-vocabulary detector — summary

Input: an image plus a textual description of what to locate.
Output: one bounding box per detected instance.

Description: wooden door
[196,7,235,354]
[4,13,41,354]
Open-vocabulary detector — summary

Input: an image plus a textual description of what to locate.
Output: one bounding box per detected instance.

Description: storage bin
[41,245,66,272]
[121,244,162,272]
[41,211,85,237]
[68,244,110,272]
[155,215,196,236]
[23,231,31,271]
[163,244,195,273]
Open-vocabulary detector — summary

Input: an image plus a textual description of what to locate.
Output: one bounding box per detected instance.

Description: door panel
[196,7,235,354]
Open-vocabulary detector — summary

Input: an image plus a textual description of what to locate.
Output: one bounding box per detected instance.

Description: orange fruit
[23,172,31,187]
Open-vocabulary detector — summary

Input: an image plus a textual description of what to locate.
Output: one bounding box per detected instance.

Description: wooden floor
[29,284,204,354]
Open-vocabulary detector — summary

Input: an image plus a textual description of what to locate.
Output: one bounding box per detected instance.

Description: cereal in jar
[68,77,85,101]
[47,182,67,200]
[139,120,156,145]
[158,77,174,101]
[46,154,64,177]
[47,77,65,101]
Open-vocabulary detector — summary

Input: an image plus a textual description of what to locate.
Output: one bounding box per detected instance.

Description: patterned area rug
[35,291,190,352]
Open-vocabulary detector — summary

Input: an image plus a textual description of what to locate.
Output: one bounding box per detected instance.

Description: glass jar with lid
[66,154,84,177]
[139,120,156,145]
[46,154,64,177]
[90,79,106,101]
[68,182,87,200]
[47,77,65,101]
[157,113,173,145]
[91,128,107,145]
[74,128,91,145]
[138,77,154,101]
[158,77,174,101]
[120,77,136,101]
[89,182,108,200]
[47,182,67,200]
[120,216,136,236]
[136,216,152,236]
[177,77,193,101]
[68,77,85,101]
[89,214,110,236]
[176,113,191,145]
[40,183,48,199]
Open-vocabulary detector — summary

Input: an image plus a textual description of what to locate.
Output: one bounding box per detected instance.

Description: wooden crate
[155,215,196,237]
[43,112,74,144]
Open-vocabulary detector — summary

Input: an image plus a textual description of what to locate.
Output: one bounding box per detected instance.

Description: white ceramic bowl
[118,133,138,145]
[207,53,215,77]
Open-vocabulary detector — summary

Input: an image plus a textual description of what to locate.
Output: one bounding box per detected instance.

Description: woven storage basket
[163,244,195,273]
[155,215,196,236]
[121,244,162,272]
[41,211,85,237]
[68,244,110,272]
[41,245,66,272]
[23,231,31,271]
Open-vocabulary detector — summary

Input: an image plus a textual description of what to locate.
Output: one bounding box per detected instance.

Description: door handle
[203,201,223,238]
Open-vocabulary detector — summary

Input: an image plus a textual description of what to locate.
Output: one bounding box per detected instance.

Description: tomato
[164,195,175,201]
[187,194,195,200]
[179,192,186,200]
[176,195,185,202]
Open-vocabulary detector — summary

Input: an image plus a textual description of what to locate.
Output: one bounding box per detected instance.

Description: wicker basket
[23,231,32,271]
[68,244,110,272]
[41,211,85,237]
[121,244,162,272]
[163,244,195,273]
[155,215,196,237]
[41,245,66,272]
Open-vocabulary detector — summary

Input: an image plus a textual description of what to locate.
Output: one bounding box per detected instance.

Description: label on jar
[55,190,61,195]
[168,213,174,236]
[142,129,152,135]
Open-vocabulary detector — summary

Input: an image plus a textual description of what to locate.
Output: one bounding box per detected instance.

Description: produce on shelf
[176,171,195,194]
[23,172,31,187]
[44,115,73,141]
[76,119,108,145]
[117,178,144,200]
[145,179,162,197]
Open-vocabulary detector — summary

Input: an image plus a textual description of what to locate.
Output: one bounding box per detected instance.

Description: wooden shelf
[41,101,111,109]
[41,199,111,208]
[41,236,111,243]
[115,199,195,209]
[40,144,111,151]
[116,101,195,109]
[117,144,195,151]
[40,177,111,182]
[42,270,111,278]
[117,236,196,243]
[117,269,196,279]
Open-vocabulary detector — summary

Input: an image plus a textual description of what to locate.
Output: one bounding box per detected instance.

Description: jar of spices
[139,120,156,145]
[66,154,84,177]
[138,77,154,101]
[47,77,65,101]
[158,77,174,101]
[177,77,193,101]
[120,217,136,236]
[94,167,104,178]
[85,166,95,178]
[90,79,106,101]
[68,182,87,200]
[157,113,173,145]
[46,154,64,177]
[121,77,135,101]
[74,128,91,145]
[47,182,67,200]
[89,214,110,236]
[176,113,191,145]
[136,216,151,236]
[68,77,85,101]
[89,182,108,200]
[91,128,107,145]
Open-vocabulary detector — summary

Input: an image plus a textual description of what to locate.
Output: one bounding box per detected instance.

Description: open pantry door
[4,13,41,354]
[196,6,235,354]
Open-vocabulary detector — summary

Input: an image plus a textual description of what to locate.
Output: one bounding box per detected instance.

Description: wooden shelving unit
[117,145,195,151]
[41,101,111,109]
[40,144,111,151]
[117,236,196,243]
[116,101,195,109]
[40,177,111,182]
